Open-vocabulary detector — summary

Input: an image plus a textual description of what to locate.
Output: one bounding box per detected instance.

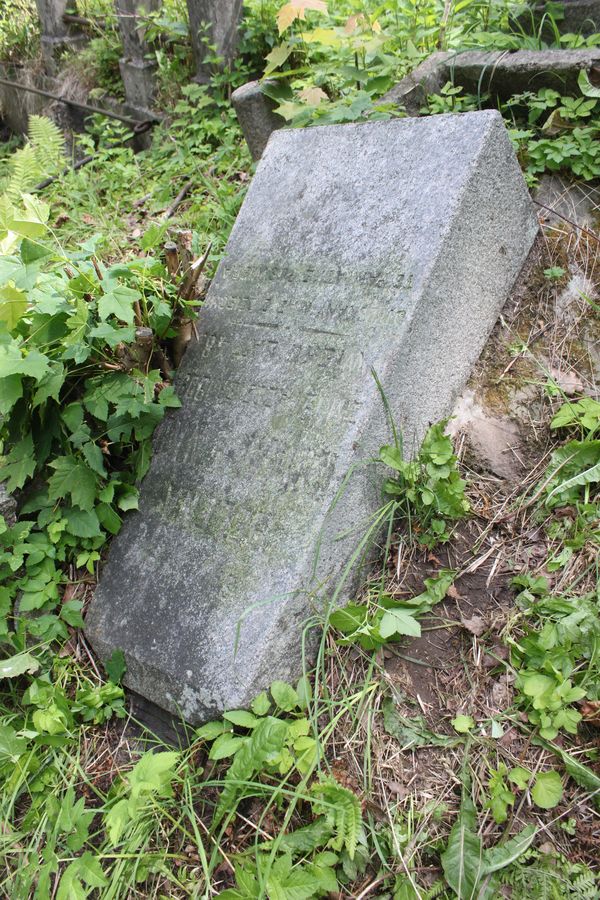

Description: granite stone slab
[85,112,538,725]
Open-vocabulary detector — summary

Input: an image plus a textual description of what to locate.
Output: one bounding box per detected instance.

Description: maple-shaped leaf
[0,282,27,330]
[98,286,141,325]
[264,42,293,75]
[0,342,50,381]
[298,86,328,105]
[1,433,36,491]
[48,456,99,511]
[277,0,327,34]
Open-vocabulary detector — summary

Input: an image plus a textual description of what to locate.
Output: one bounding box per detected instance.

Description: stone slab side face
[85,112,538,725]
[231,80,283,160]
[448,49,600,99]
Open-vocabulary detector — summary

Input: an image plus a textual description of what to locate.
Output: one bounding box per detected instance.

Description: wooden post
[114,0,160,112]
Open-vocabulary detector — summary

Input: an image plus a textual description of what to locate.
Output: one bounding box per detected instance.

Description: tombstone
[85,111,538,729]
[231,80,283,160]
[186,0,243,82]
[34,0,83,71]
[115,0,160,113]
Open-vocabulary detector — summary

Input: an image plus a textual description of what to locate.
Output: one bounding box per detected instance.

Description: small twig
[162,179,194,221]
[534,199,600,244]
[179,241,212,300]
[132,191,152,210]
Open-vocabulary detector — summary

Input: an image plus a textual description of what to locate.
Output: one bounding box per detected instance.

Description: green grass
[0,0,600,896]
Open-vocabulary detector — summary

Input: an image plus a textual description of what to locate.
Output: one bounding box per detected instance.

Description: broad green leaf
[0,651,40,678]
[0,282,27,329]
[82,441,107,476]
[441,797,486,900]
[105,798,129,845]
[98,286,141,325]
[105,649,127,684]
[48,457,98,511]
[209,733,245,760]
[271,680,299,711]
[277,0,327,33]
[264,42,293,75]
[531,770,563,809]
[0,343,50,380]
[379,608,421,638]
[578,68,600,98]
[223,709,259,728]
[482,825,536,873]
[508,766,531,790]
[1,433,36,490]
[196,720,228,741]
[96,502,121,534]
[32,363,65,408]
[0,724,28,763]
[451,715,475,733]
[379,444,404,471]
[63,507,102,538]
[0,373,22,415]
[64,298,89,346]
[251,691,271,716]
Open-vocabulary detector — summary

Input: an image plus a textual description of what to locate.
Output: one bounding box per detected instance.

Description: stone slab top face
[85,111,538,725]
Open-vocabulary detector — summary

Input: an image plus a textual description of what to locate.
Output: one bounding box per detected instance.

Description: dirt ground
[329,187,600,876]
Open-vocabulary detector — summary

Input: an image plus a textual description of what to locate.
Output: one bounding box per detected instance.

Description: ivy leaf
[48,457,99,511]
[98,286,141,325]
[531,770,563,809]
[0,282,27,330]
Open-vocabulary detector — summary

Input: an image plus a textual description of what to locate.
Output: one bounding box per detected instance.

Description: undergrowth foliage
[0,0,599,896]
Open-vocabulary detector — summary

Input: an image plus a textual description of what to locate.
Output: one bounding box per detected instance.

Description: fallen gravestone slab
[85,111,538,728]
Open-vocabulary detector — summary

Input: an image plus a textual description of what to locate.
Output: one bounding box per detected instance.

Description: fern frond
[310,777,362,859]
[424,879,446,899]
[27,115,65,174]
[7,145,42,199]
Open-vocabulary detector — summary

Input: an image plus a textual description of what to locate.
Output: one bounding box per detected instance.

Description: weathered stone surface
[0,485,16,527]
[186,0,243,82]
[383,49,600,115]
[231,80,283,160]
[382,51,451,114]
[518,0,600,37]
[448,49,600,99]
[85,112,538,725]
